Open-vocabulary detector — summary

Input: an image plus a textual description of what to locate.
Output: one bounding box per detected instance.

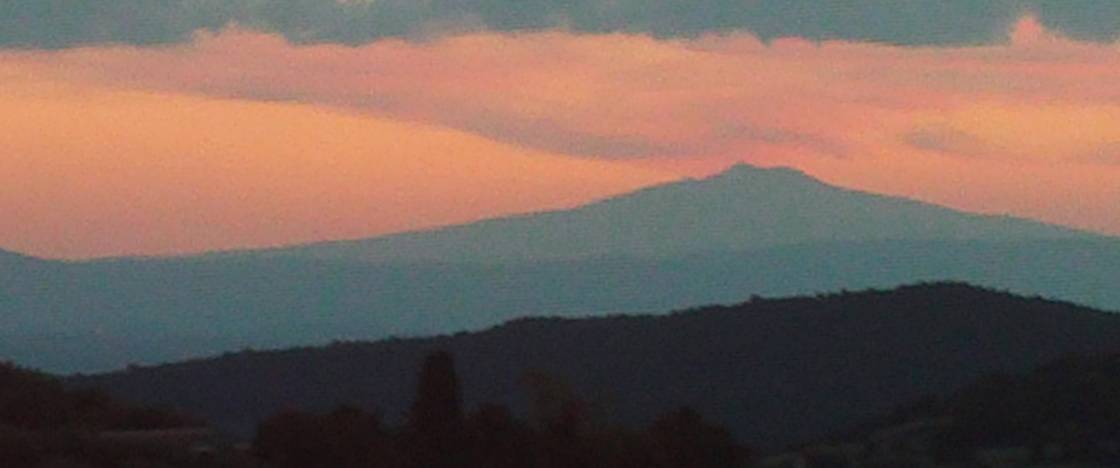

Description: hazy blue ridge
[2,164,1117,373]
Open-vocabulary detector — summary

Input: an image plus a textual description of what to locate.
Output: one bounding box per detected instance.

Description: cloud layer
[22,16,1119,163]
[4,0,1120,48]
[3,14,1119,257]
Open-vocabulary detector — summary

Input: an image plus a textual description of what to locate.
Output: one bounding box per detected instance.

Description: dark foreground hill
[73,284,1120,450]
[0,362,225,467]
[780,353,1120,466]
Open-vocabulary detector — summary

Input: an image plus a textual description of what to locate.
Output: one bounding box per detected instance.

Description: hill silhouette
[72,283,1120,450]
[793,353,1120,466]
[3,165,1120,373]
[0,361,199,432]
[260,164,1089,264]
[0,361,215,466]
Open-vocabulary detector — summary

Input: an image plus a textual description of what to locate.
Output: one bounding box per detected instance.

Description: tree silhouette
[409,351,463,433]
[522,371,588,440]
[255,406,396,468]
[522,371,597,468]
[255,409,322,468]
[405,350,466,468]
[648,406,744,468]
[465,404,534,468]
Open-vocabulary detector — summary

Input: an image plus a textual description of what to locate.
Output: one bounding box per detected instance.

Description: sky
[2,1,1120,259]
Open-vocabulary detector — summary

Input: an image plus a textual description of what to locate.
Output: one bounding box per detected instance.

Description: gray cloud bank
[2,0,1119,49]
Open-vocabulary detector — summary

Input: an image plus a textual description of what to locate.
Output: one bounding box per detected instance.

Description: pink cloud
[14,20,1114,163]
[3,16,1120,256]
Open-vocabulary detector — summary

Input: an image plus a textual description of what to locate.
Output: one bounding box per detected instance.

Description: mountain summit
[700,162,819,185]
[276,163,1085,264]
[2,165,1115,373]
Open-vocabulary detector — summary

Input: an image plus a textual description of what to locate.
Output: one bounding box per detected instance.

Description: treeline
[819,353,1120,467]
[6,348,1120,467]
[942,353,1120,461]
[75,282,1120,450]
[0,361,213,467]
[0,362,199,432]
[255,351,749,468]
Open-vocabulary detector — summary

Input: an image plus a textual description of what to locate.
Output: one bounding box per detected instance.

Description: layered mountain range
[2,164,1118,372]
[73,284,1120,450]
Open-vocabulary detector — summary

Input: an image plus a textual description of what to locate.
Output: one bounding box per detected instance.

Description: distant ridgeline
[72,283,1120,452]
[3,164,1120,373]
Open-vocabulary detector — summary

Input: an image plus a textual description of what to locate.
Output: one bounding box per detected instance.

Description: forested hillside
[74,283,1120,450]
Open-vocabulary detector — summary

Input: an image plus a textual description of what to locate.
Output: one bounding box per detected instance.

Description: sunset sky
[3,1,1120,259]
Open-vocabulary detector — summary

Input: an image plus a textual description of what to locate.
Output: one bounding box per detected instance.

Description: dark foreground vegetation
[9,283,1120,467]
[0,361,241,467]
[2,351,746,468]
[773,353,1120,467]
[254,351,746,468]
[253,351,1120,467]
[75,283,1120,449]
[10,348,1120,467]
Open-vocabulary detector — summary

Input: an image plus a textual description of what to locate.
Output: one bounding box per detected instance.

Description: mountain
[0,247,38,266]
[263,164,1088,264]
[3,238,1120,373]
[2,165,1120,373]
[71,284,1120,450]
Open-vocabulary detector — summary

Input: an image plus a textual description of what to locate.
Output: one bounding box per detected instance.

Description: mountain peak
[257,159,1090,266]
[702,162,817,185]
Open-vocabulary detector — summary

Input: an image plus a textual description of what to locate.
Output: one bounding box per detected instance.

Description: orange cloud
[19,22,1117,161]
[2,16,1120,257]
[0,75,673,258]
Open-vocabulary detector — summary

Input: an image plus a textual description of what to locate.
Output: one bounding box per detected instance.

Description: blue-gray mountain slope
[270,164,1087,264]
[1,165,1117,373]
